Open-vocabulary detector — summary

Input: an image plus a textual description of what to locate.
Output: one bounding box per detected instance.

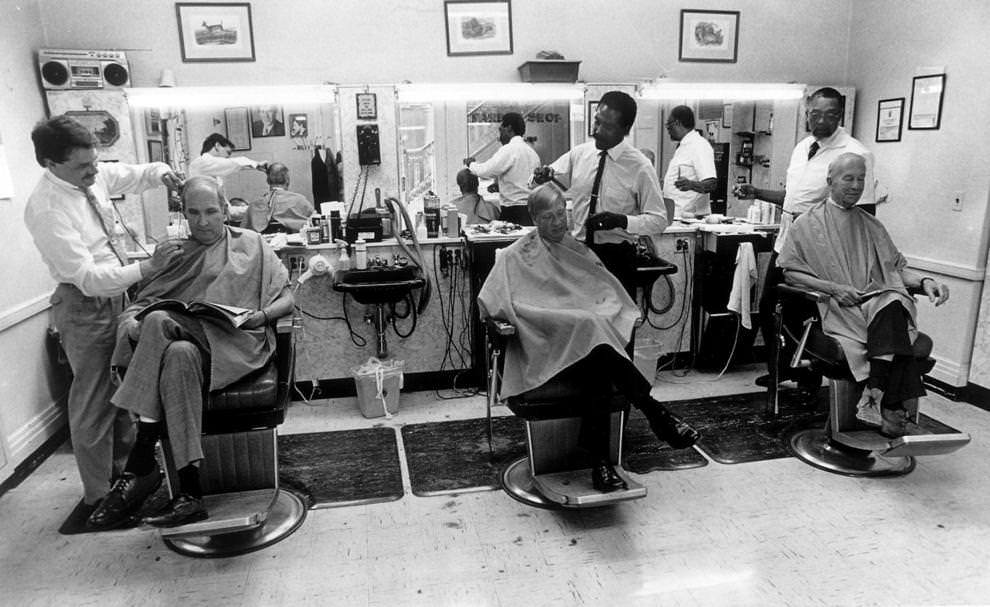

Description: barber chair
[483,260,677,508]
[769,284,970,477]
[158,317,306,557]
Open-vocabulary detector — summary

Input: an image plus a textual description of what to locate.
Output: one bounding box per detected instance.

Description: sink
[333,266,426,305]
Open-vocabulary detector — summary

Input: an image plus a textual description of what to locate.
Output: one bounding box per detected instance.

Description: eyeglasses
[807,111,841,122]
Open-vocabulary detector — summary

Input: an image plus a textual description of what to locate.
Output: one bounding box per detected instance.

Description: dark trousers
[867,302,926,409]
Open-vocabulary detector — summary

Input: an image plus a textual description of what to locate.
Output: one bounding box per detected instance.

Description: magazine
[134,299,253,328]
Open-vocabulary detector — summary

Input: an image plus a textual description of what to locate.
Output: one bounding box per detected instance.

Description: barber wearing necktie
[733,87,879,392]
[534,90,668,298]
[24,115,184,514]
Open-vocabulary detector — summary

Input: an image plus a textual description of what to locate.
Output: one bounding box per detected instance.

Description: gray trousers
[51,284,135,504]
[111,311,208,470]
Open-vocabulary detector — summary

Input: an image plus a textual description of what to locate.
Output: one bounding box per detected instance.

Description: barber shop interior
[2,1,990,605]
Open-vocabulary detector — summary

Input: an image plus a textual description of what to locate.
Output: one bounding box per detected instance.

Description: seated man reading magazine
[87,176,294,530]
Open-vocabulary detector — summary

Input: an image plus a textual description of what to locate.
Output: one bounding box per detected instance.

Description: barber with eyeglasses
[733,87,879,393]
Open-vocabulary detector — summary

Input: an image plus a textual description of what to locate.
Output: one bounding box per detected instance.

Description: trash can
[633,339,663,382]
[352,358,404,418]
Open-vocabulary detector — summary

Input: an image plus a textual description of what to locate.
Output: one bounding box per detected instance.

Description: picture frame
[722,103,733,129]
[679,9,740,63]
[145,108,161,135]
[908,73,945,130]
[875,97,904,142]
[64,110,119,147]
[223,107,252,151]
[288,113,308,138]
[587,100,600,138]
[147,139,164,163]
[250,105,285,138]
[444,0,513,57]
[356,93,378,120]
[175,2,255,63]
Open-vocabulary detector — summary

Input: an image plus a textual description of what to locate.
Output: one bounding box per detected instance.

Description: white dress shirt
[468,135,541,207]
[187,153,258,187]
[776,127,876,252]
[663,129,717,217]
[24,162,169,297]
[549,139,668,245]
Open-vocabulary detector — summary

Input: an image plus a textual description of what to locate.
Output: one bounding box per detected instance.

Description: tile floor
[2,364,989,606]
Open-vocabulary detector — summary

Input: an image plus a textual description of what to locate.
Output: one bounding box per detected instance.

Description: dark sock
[178,465,202,499]
[123,421,161,477]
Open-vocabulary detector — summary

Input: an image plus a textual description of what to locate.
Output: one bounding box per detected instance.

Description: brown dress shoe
[142,494,208,528]
[86,471,162,531]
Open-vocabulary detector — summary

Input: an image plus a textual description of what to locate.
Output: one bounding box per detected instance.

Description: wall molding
[905,255,986,282]
[0,293,52,333]
[929,357,970,389]
[6,398,66,468]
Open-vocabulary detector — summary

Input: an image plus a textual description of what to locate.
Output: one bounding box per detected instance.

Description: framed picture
[444,0,513,57]
[722,103,733,128]
[875,98,904,142]
[587,100,600,137]
[679,9,740,63]
[64,110,119,147]
[145,108,161,135]
[147,139,164,163]
[356,93,378,120]
[176,3,255,63]
[224,107,251,151]
[908,74,945,130]
[288,113,308,138]
[250,105,285,138]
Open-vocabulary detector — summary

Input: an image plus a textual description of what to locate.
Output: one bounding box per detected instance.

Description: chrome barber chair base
[501,457,646,509]
[164,489,307,558]
[789,428,915,477]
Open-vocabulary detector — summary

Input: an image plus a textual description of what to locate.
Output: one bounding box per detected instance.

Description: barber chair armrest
[776,283,829,303]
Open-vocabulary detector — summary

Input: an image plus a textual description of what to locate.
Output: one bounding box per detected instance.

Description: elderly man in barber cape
[479,184,699,494]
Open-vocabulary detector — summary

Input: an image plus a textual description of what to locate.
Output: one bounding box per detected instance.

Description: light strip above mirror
[397,83,584,103]
[126,85,337,108]
[638,82,805,101]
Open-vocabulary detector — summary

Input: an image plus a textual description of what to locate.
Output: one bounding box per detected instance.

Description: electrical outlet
[676,238,689,251]
[952,191,964,212]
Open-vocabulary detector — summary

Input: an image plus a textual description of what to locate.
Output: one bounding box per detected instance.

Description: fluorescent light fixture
[398,82,584,103]
[126,84,337,108]
[638,82,805,101]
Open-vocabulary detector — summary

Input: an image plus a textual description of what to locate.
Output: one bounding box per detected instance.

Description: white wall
[0,0,68,483]
[846,0,990,388]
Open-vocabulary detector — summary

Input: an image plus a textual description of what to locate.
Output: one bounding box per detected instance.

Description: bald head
[182,176,228,244]
[826,153,866,208]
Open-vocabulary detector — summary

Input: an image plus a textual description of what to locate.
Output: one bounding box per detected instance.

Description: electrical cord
[391,292,418,338]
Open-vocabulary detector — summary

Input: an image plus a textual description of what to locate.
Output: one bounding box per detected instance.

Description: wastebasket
[633,339,663,382]
[352,358,404,418]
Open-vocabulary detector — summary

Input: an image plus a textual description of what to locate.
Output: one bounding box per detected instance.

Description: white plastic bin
[633,339,663,382]
[351,358,404,418]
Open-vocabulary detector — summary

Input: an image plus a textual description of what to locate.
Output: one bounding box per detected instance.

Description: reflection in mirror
[466,100,570,167]
[398,103,435,205]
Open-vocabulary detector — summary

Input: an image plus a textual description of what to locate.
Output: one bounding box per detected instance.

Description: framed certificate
[875,98,904,142]
[908,74,945,130]
[356,93,378,120]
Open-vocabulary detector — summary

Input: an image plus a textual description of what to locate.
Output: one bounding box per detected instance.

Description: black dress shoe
[754,374,772,388]
[86,471,163,531]
[644,405,700,449]
[591,461,628,493]
[142,494,208,528]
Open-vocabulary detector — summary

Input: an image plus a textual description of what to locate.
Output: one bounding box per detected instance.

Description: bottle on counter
[329,210,342,242]
[337,242,351,270]
[415,211,428,241]
[354,239,368,269]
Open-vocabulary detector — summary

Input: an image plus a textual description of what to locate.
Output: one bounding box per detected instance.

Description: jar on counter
[354,239,368,269]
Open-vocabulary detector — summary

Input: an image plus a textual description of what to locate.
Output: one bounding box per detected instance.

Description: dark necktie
[82,187,127,266]
[807,141,820,161]
[585,150,608,246]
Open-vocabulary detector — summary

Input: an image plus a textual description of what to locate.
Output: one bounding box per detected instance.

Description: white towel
[727,242,758,329]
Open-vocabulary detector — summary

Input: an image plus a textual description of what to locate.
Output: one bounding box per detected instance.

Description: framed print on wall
[224,107,251,151]
[176,2,256,63]
[250,106,285,138]
[679,9,739,63]
[908,73,946,130]
[444,0,513,57]
[147,139,164,163]
[289,114,308,138]
[876,98,904,142]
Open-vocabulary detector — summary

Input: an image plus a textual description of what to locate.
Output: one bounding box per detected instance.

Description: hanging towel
[727,242,757,329]
[326,147,341,204]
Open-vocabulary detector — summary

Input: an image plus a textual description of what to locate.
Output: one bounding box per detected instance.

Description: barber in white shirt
[187,133,267,188]
[463,112,541,226]
[23,115,184,510]
[662,105,717,218]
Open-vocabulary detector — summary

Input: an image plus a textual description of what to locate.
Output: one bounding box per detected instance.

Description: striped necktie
[585,150,608,246]
[81,187,127,266]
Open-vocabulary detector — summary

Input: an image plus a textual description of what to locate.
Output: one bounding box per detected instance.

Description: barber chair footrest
[501,456,645,509]
[161,488,307,558]
[789,428,915,477]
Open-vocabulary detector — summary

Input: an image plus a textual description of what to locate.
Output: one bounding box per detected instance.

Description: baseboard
[960,382,990,411]
[0,425,68,501]
[292,369,472,400]
[7,398,67,464]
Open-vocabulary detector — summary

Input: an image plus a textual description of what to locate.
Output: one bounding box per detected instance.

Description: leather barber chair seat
[482,259,676,509]
[769,284,970,477]
[159,317,306,557]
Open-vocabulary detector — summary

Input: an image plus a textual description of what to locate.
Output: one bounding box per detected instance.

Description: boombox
[38,49,130,90]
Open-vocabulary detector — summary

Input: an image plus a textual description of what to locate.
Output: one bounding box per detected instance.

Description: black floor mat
[401,416,528,497]
[622,413,709,473]
[278,428,403,508]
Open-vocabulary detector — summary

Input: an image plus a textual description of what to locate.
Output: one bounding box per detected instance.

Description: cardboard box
[517,60,581,83]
